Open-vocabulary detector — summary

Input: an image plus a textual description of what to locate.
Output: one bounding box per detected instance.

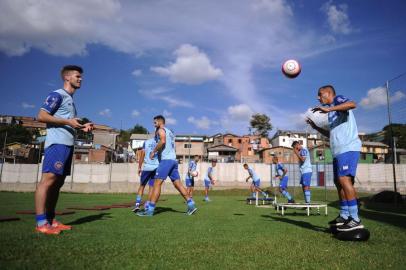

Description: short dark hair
[61,65,83,80]
[211,159,217,163]
[153,115,166,124]
[243,163,248,167]
[318,85,336,95]
[291,141,300,147]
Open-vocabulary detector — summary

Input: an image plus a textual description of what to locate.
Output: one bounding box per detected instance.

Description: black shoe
[131,206,140,213]
[336,217,364,232]
[328,215,348,226]
[288,199,295,203]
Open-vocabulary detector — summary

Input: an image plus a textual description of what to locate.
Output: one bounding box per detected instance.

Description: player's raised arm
[306,118,330,138]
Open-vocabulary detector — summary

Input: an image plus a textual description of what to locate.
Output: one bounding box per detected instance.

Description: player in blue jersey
[292,141,313,203]
[203,159,217,202]
[185,155,200,198]
[35,65,93,234]
[138,115,197,216]
[243,164,268,198]
[132,138,159,212]
[308,85,364,231]
[272,156,295,203]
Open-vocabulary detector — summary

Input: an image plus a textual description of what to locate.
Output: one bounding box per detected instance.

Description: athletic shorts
[42,144,73,176]
[204,179,211,188]
[155,160,180,182]
[140,170,156,186]
[300,172,312,187]
[186,177,195,187]
[279,176,289,189]
[252,179,260,187]
[333,151,360,183]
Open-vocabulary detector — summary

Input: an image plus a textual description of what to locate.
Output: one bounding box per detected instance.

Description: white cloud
[227,104,254,121]
[99,108,112,117]
[151,44,223,85]
[138,87,193,108]
[162,110,176,125]
[187,116,217,130]
[360,86,406,109]
[131,110,140,117]
[132,69,142,77]
[21,102,35,109]
[322,1,353,34]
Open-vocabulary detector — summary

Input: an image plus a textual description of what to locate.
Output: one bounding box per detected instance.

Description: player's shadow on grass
[262,215,330,234]
[67,213,111,225]
[153,207,184,215]
[328,199,406,230]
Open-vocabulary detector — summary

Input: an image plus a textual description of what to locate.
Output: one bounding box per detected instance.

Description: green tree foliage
[117,124,149,143]
[383,123,406,149]
[249,113,272,138]
[0,125,33,145]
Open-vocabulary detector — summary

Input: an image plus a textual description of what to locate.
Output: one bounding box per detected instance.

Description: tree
[383,123,406,149]
[0,125,33,145]
[130,124,149,135]
[117,124,149,143]
[249,113,272,137]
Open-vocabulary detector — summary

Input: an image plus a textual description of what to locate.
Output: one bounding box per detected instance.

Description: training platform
[246,197,275,205]
[276,203,328,216]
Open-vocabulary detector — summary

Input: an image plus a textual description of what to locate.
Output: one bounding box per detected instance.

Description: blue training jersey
[142,138,159,171]
[41,89,77,148]
[248,166,260,182]
[276,163,287,178]
[155,127,176,160]
[328,95,362,157]
[205,166,214,181]
[186,160,197,179]
[299,147,312,174]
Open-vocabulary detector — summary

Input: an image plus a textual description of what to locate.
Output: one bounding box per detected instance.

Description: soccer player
[132,138,159,212]
[243,164,268,198]
[272,156,295,203]
[203,159,217,202]
[185,155,200,198]
[292,141,313,203]
[137,115,197,216]
[308,85,364,231]
[35,65,93,234]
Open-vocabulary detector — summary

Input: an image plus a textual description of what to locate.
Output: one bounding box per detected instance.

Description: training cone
[335,228,370,241]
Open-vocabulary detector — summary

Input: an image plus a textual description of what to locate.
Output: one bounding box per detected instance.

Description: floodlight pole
[0,131,7,183]
[385,80,397,193]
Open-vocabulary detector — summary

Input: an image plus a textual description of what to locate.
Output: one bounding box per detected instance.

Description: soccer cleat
[51,220,72,231]
[131,206,140,213]
[288,199,295,203]
[137,210,154,217]
[35,224,61,235]
[328,215,348,227]
[186,206,198,216]
[204,197,211,202]
[336,218,364,232]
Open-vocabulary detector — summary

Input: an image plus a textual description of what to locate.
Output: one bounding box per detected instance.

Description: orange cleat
[35,224,61,235]
[51,220,72,231]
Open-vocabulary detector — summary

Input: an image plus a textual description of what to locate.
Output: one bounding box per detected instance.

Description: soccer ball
[304,108,330,130]
[191,171,198,177]
[282,59,301,78]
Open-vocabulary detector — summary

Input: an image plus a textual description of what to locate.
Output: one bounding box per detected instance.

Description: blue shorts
[279,176,288,189]
[252,179,260,187]
[42,144,73,176]
[155,160,180,182]
[333,151,360,183]
[140,170,156,186]
[186,177,195,187]
[204,179,211,188]
[300,172,312,187]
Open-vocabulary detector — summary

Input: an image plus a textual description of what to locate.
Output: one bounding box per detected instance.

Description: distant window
[238,139,242,143]
[248,147,252,151]
[228,139,233,143]
[184,144,192,148]
[282,139,285,142]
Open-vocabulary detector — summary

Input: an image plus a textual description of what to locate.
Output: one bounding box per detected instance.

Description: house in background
[175,134,205,163]
[207,144,238,162]
[259,146,300,164]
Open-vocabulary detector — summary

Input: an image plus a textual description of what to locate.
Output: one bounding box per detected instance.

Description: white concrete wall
[0,162,405,193]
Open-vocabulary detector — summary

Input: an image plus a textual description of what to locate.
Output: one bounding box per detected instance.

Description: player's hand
[149,152,155,160]
[138,169,141,176]
[211,180,216,185]
[311,106,330,114]
[67,118,84,129]
[306,118,318,129]
[81,122,94,132]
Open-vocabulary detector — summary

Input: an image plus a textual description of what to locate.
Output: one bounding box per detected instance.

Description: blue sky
[1,0,405,135]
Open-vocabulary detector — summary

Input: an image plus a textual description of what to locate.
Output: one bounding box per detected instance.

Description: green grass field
[1,189,405,270]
